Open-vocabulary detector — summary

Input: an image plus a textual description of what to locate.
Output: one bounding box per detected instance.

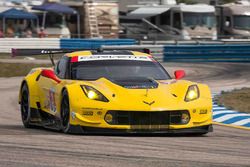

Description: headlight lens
[185,85,199,102]
[81,85,109,102]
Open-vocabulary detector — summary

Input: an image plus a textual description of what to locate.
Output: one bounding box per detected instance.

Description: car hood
[77,77,198,111]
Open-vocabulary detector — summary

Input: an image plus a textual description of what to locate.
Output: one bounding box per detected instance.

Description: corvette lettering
[77,55,152,62]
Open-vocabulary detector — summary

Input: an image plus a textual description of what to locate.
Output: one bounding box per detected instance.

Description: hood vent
[112,78,159,89]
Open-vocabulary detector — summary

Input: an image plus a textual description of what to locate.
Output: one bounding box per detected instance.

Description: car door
[38,56,69,115]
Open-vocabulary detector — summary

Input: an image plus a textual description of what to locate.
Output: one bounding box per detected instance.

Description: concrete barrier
[0,38,136,53]
[60,39,136,49]
[0,38,60,53]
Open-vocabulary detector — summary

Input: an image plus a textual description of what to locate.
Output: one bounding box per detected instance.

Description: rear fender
[19,68,43,109]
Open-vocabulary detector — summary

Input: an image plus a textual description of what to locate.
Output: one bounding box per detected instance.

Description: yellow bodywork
[19,51,213,132]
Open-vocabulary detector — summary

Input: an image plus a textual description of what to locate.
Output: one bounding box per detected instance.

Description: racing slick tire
[20,83,33,128]
[61,90,83,134]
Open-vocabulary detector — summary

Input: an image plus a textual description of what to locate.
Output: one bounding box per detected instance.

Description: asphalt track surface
[0,62,250,167]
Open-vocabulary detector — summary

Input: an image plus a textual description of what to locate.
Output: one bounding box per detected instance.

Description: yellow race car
[16,49,213,134]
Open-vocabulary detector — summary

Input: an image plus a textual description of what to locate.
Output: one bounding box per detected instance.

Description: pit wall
[0,38,136,53]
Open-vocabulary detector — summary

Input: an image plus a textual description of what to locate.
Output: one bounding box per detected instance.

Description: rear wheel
[20,83,32,128]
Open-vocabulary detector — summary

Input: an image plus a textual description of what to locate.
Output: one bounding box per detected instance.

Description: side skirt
[29,107,62,131]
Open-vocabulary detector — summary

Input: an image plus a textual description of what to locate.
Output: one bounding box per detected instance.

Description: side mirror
[41,69,61,83]
[174,70,185,80]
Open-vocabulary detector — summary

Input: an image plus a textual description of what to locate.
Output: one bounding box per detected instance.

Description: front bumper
[71,108,213,131]
[80,124,213,135]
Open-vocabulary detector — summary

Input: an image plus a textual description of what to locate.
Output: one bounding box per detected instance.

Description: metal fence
[60,39,136,49]
[104,40,250,63]
[1,38,250,63]
[0,38,60,53]
[163,44,250,62]
[0,38,136,53]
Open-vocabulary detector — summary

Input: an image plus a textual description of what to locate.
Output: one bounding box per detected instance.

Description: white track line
[213,107,227,110]
[214,113,250,122]
[231,118,250,126]
[213,110,237,116]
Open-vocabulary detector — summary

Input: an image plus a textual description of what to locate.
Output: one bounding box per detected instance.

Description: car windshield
[183,12,216,28]
[234,15,250,30]
[71,60,170,81]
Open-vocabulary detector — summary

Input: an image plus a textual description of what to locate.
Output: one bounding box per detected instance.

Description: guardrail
[163,44,250,62]
[0,38,60,53]
[0,38,136,53]
[1,38,250,63]
[103,42,250,63]
[60,39,136,49]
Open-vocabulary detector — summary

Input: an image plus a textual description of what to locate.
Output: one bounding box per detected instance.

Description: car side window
[54,60,60,75]
[55,57,68,79]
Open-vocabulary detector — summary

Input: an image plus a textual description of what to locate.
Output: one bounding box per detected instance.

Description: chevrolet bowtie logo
[143,101,155,106]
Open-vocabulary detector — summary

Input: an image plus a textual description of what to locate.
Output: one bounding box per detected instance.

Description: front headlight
[185,85,199,102]
[81,85,109,102]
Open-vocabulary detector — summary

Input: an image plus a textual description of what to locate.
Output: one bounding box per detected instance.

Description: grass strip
[216,88,250,113]
[0,62,51,77]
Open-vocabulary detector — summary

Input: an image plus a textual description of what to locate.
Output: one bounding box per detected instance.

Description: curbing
[213,122,250,130]
[212,94,250,130]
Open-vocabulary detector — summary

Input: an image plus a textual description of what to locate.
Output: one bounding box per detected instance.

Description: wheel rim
[21,90,29,121]
[61,96,70,128]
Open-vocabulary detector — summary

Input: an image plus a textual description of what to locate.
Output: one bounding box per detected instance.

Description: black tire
[60,90,79,134]
[20,83,32,128]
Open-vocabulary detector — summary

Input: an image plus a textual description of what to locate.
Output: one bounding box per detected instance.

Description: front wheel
[60,90,83,134]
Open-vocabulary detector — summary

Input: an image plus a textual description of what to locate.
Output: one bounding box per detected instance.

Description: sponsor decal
[148,56,157,62]
[71,112,76,119]
[49,88,57,113]
[81,108,103,116]
[82,107,103,110]
[76,55,152,62]
[131,125,169,130]
[82,111,94,116]
[159,80,177,85]
[200,109,208,114]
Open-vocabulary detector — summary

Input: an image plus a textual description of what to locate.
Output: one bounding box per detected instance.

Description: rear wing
[11,48,80,66]
[11,48,151,65]
[11,48,77,57]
